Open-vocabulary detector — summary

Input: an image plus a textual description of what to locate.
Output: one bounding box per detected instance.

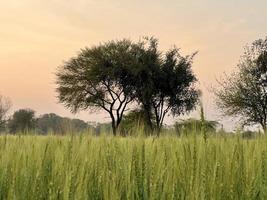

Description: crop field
[0,134,266,200]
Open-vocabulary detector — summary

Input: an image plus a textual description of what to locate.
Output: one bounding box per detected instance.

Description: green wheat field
[0,133,266,200]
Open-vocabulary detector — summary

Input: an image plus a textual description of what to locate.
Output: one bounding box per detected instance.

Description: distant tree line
[1,109,91,134]
[0,102,222,136]
[0,107,107,134]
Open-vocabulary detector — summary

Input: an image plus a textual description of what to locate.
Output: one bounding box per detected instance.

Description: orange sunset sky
[1,0,267,130]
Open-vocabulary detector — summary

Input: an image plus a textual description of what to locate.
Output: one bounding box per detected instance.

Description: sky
[0,0,267,130]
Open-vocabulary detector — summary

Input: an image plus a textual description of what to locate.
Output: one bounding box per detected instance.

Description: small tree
[56,40,136,136]
[37,113,63,134]
[8,109,36,133]
[216,37,267,132]
[0,95,12,132]
[119,108,156,135]
[175,118,219,136]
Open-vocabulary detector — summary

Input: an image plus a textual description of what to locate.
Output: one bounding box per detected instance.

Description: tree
[119,107,156,135]
[130,38,200,135]
[175,103,219,136]
[175,118,219,136]
[37,113,63,134]
[37,113,90,134]
[216,37,267,132]
[57,37,199,136]
[0,95,12,132]
[70,118,90,132]
[8,109,36,133]
[56,40,136,136]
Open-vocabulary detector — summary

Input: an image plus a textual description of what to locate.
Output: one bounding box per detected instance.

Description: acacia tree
[131,38,200,135]
[153,48,199,134]
[56,40,136,136]
[128,38,160,132]
[216,37,267,132]
[0,95,12,131]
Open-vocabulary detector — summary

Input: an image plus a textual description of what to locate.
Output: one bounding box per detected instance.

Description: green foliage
[0,95,12,132]
[119,108,156,136]
[56,37,199,136]
[56,39,137,136]
[175,118,219,136]
[8,109,36,133]
[0,134,265,199]
[128,38,200,134]
[216,37,267,132]
[95,122,112,135]
[240,130,258,139]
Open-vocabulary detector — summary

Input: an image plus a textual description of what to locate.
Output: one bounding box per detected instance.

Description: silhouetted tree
[57,37,199,136]
[8,109,36,133]
[56,40,137,136]
[216,37,267,132]
[130,38,200,135]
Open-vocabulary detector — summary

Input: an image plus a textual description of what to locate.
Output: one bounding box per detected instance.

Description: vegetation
[175,118,219,136]
[2,36,267,199]
[8,109,36,133]
[56,40,137,136]
[0,134,265,199]
[37,113,91,134]
[0,95,12,132]
[56,37,199,136]
[119,108,156,136]
[216,37,267,132]
[4,110,94,135]
[129,38,199,135]
[175,103,219,137]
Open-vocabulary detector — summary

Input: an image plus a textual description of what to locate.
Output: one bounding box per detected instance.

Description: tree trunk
[155,126,161,137]
[262,123,267,134]
[111,121,117,136]
[143,105,153,134]
[109,113,117,136]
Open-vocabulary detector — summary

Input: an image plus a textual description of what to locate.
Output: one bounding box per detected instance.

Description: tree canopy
[56,40,136,135]
[56,37,199,136]
[216,37,267,132]
[8,109,36,133]
[129,38,200,135]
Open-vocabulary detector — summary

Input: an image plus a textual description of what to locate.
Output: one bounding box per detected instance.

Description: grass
[0,133,266,199]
